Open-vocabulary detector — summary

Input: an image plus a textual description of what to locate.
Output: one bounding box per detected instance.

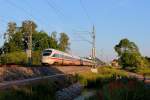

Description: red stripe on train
[50,57,62,60]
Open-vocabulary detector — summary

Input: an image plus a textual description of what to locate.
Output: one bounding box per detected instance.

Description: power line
[79,0,94,25]
[45,0,92,41]
[6,0,33,19]
[44,0,83,32]
[79,0,96,66]
[72,29,91,36]
[23,0,56,29]
[47,0,84,29]
[44,0,66,28]
[6,0,45,27]
[44,0,86,44]
[74,32,92,44]
[45,0,65,18]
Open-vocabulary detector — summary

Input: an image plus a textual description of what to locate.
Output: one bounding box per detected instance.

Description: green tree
[4,22,16,41]
[114,38,147,69]
[145,56,150,67]
[58,32,70,52]
[0,20,70,65]
[21,20,37,35]
[48,31,59,49]
[145,56,150,62]
[114,39,140,56]
[32,31,49,51]
[2,22,23,53]
[21,20,37,50]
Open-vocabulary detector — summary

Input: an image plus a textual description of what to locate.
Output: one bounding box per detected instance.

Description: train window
[52,53,60,58]
[43,52,51,56]
[43,50,52,53]
[43,50,52,56]
[59,54,63,58]
[64,56,68,59]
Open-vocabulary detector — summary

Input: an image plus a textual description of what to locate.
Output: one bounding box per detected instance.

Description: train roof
[43,48,80,58]
[43,48,94,62]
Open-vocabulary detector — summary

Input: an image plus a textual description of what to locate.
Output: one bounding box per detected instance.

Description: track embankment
[52,66,91,74]
[0,65,91,89]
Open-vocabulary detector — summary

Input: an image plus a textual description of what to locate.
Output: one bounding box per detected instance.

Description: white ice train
[41,48,94,66]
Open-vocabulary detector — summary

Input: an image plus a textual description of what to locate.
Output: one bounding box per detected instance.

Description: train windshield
[43,50,52,56]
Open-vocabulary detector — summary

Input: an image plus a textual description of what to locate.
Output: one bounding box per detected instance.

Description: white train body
[41,48,94,66]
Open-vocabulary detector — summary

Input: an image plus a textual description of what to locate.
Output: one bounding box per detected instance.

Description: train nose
[41,57,54,65]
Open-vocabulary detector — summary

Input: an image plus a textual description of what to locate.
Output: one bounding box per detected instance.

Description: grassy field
[77,66,127,87]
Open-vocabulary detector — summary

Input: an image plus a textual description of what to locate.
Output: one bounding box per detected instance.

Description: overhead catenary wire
[5,0,46,28]
[74,0,95,43]
[23,0,56,29]
[79,0,94,26]
[44,0,87,44]
[44,0,92,45]
[6,0,33,19]
[45,0,65,18]
[2,0,62,49]
[74,32,92,44]
[45,0,86,32]
[2,0,94,56]
[44,0,66,29]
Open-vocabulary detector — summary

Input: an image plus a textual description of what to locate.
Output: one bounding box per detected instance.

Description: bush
[0,80,58,100]
[0,51,42,65]
[0,75,76,100]
[32,51,41,65]
[135,67,150,77]
[102,79,150,100]
[77,66,127,88]
[0,52,27,65]
[97,66,127,77]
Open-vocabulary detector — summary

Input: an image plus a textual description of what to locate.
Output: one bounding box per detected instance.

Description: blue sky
[0,0,150,62]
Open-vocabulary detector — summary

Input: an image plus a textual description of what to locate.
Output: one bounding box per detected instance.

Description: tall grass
[77,66,127,88]
[135,67,150,77]
[0,74,79,100]
[0,80,57,100]
[101,79,150,100]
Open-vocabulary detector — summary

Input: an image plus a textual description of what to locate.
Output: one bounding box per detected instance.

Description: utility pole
[27,22,32,66]
[92,25,96,67]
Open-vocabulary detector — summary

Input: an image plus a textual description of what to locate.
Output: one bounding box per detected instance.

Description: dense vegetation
[0,80,56,100]
[114,39,150,75]
[77,66,150,100]
[0,74,78,100]
[77,66,127,88]
[96,79,150,100]
[0,66,149,100]
[0,20,70,65]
